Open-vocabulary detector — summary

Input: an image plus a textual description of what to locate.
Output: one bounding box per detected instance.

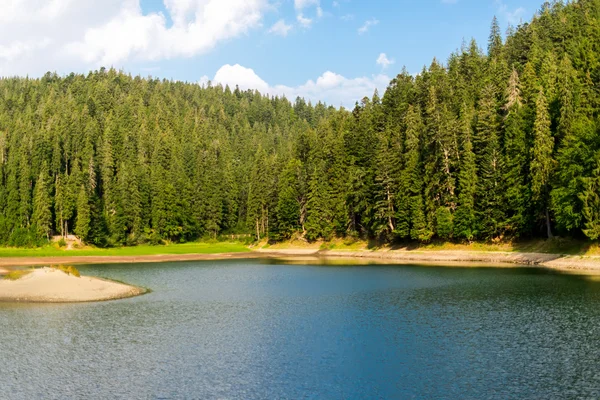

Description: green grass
[0,242,250,258]
[4,270,32,280]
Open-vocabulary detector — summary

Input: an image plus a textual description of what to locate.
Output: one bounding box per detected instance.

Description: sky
[0,0,545,108]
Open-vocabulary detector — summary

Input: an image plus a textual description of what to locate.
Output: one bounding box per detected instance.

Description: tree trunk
[546,208,554,239]
[387,187,395,232]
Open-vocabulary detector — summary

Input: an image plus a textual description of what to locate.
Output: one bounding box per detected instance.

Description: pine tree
[277,159,303,239]
[503,69,530,235]
[396,106,432,241]
[32,167,52,240]
[581,159,600,240]
[488,16,503,61]
[530,88,555,238]
[374,126,401,238]
[475,84,505,239]
[75,185,91,241]
[453,104,477,240]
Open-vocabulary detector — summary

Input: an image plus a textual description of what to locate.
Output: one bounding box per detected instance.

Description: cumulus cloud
[0,0,269,76]
[204,64,390,108]
[376,53,394,69]
[211,64,270,93]
[358,18,379,35]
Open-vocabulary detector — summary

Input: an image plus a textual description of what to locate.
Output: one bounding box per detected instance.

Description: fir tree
[32,167,52,240]
[453,104,477,240]
[503,69,530,235]
[530,88,555,238]
[75,185,91,241]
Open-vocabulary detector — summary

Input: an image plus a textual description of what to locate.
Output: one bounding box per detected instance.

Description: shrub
[4,270,32,280]
[52,265,81,277]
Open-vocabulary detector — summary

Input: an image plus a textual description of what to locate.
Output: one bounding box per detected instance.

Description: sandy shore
[258,249,600,275]
[0,267,145,303]
[1,249,600,277]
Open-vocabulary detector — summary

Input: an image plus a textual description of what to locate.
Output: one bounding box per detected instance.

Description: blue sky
[0,0,544,107]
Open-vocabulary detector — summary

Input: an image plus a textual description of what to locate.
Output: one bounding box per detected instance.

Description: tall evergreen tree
[32,167,52,240]
[75,185,91,241]
[453,104,478,240]
[503,69,531,235]
[530,88,555,238]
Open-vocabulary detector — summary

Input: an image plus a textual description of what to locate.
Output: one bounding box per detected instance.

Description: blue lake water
[1,260,599,399]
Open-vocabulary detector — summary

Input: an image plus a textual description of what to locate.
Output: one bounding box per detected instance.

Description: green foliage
[581,160,600,240]
[4,270,32,281]
[435,207,454,240]
[53,265,81,278]
[75,186,91,241]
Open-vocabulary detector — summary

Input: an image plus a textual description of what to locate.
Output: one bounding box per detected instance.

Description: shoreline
[0,248,599,275]
[2,249,599,303]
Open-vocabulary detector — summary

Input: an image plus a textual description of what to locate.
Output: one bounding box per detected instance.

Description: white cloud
[212,64,270,93]
[206,64,390,108]
[297,13,313,28]
[376,53,394,69]
[294,0,319,10]
[358,18,379,35]
[269,19,292,37]
[495,0,525,24]
[0,0,270,76]
[292,0,321,29]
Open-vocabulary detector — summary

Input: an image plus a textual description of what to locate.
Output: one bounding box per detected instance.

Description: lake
[1,260,599,399]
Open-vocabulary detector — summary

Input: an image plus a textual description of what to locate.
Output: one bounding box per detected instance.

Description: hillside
[0,0,598,247]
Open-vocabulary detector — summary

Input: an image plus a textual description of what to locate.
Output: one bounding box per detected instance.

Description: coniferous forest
[0,0,599,247]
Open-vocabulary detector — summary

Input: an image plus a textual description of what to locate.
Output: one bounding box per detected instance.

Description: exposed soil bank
[0,267,146,303]
[1,249,600,276]
[258,249,600,275]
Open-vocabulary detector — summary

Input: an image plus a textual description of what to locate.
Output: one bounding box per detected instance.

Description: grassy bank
[2,237,600,260]
[260,237,600,256]
[0,242,249,258]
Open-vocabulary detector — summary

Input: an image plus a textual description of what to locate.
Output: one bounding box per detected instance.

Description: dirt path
[0,252,263,268]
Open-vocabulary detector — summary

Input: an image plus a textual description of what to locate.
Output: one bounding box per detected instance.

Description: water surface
[1,260,599,399]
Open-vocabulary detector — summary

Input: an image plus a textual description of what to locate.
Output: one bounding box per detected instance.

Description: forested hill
[0,0,599,247]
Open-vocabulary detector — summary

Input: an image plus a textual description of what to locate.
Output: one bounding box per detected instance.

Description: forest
[0,0,599,247]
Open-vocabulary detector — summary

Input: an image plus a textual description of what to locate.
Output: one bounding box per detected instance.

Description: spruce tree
[32,168,52,240]
[475,84,506,239]
[453,104,477,240]
[75,185,91,241]
[581,159,600,240]
[503,69,530,235]
[396,105,432,242]
[530,88,555,238]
